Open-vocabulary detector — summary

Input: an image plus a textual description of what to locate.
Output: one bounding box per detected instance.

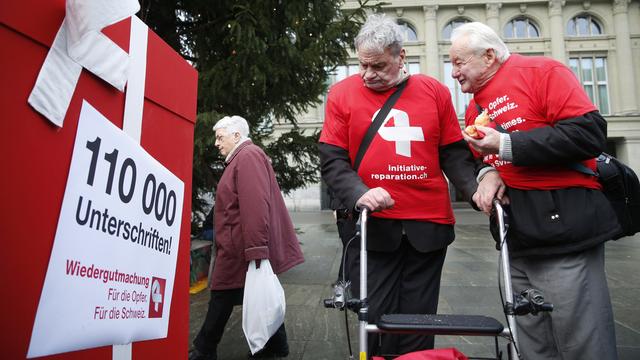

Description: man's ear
[398,48,406,68]
[485,48,497,65]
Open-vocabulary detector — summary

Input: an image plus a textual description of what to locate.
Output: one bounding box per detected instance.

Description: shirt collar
[225,138,252,163]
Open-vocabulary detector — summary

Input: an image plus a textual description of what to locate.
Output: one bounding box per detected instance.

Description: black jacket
[502,111,621,257]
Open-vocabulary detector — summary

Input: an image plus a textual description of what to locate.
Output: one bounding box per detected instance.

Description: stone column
[617,138,640,173]
[486,3,502,34]
[548,0,566,62]
[613,0,638,114]
[423,5,440,79]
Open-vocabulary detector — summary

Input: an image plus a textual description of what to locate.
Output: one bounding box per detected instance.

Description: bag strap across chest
[352,77,409,172]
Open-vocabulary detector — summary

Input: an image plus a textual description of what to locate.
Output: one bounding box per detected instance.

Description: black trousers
[193,288,288,356]
[343,232,447,358]
[335,216,354,282]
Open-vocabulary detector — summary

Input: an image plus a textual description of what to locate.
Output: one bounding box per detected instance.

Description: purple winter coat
[209,140,304,290]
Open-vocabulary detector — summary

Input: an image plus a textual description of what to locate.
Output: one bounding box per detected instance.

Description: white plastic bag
[242,259,286,354]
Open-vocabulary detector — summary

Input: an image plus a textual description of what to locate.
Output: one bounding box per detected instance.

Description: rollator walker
[325,200,553,360]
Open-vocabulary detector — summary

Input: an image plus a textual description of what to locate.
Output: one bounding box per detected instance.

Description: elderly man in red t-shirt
[451,22,620,360]
[319,14,504,357]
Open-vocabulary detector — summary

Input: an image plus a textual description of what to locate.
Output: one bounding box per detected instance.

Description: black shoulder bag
[570,154,640,239]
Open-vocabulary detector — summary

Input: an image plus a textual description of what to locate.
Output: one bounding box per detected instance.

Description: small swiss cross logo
[148,277,166,318]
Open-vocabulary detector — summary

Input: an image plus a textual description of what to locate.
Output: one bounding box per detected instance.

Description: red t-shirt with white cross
[320,74,461,224]
[465,54,600,190]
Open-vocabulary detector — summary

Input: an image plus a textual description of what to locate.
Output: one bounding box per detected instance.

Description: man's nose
[362,68,376,80]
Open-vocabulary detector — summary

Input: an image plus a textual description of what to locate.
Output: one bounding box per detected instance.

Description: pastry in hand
[464,124,479,137]
[474,109,490,126]
[464,109,490,138]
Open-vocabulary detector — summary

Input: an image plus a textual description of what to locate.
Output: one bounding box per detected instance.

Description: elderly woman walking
[190,115,304,360]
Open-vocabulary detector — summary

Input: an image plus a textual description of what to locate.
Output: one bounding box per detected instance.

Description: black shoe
[248,346,289,358]
[189,348,216,360]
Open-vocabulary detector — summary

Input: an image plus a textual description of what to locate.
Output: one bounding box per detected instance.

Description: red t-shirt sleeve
[539,65,597,123]
[438,83,464,146]
[463,99,483,159]
[319,87,349,150]
[464,98,479,127]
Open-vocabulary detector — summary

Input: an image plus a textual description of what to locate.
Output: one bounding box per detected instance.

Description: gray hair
[450,22,510,63]
[354,13,403,56]
[213,115,250,139]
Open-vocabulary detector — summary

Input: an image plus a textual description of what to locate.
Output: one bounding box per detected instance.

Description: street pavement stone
[190,209,640,360]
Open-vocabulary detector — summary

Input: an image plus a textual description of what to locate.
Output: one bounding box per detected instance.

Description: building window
[398,20,418,42]
[442,18,470,40]
[322,65,359,119]
[569,56,610,114]
[566,14,603,36]
[406,61,420,75]
[443,61,472,118]
[332,64,359,84]
[504,17,540,38]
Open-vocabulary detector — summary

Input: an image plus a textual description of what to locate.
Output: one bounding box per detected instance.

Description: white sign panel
[28,101,184,358]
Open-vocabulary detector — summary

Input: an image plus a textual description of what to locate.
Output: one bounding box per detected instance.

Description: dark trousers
[335,216,355,282]
[193,288,288,356]
[344,235,447,358]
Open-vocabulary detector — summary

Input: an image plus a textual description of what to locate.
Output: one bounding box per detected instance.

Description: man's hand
[462,126,501,155]
[356,187,395,212]
[472,170,509,214]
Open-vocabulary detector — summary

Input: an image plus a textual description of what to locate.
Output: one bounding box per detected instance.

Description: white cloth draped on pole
[28,0,140,127]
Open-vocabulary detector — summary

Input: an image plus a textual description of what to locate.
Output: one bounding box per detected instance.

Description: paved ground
[189,208,640,359]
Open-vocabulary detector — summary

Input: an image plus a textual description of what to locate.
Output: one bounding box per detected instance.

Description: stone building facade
[281,0,640,210]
